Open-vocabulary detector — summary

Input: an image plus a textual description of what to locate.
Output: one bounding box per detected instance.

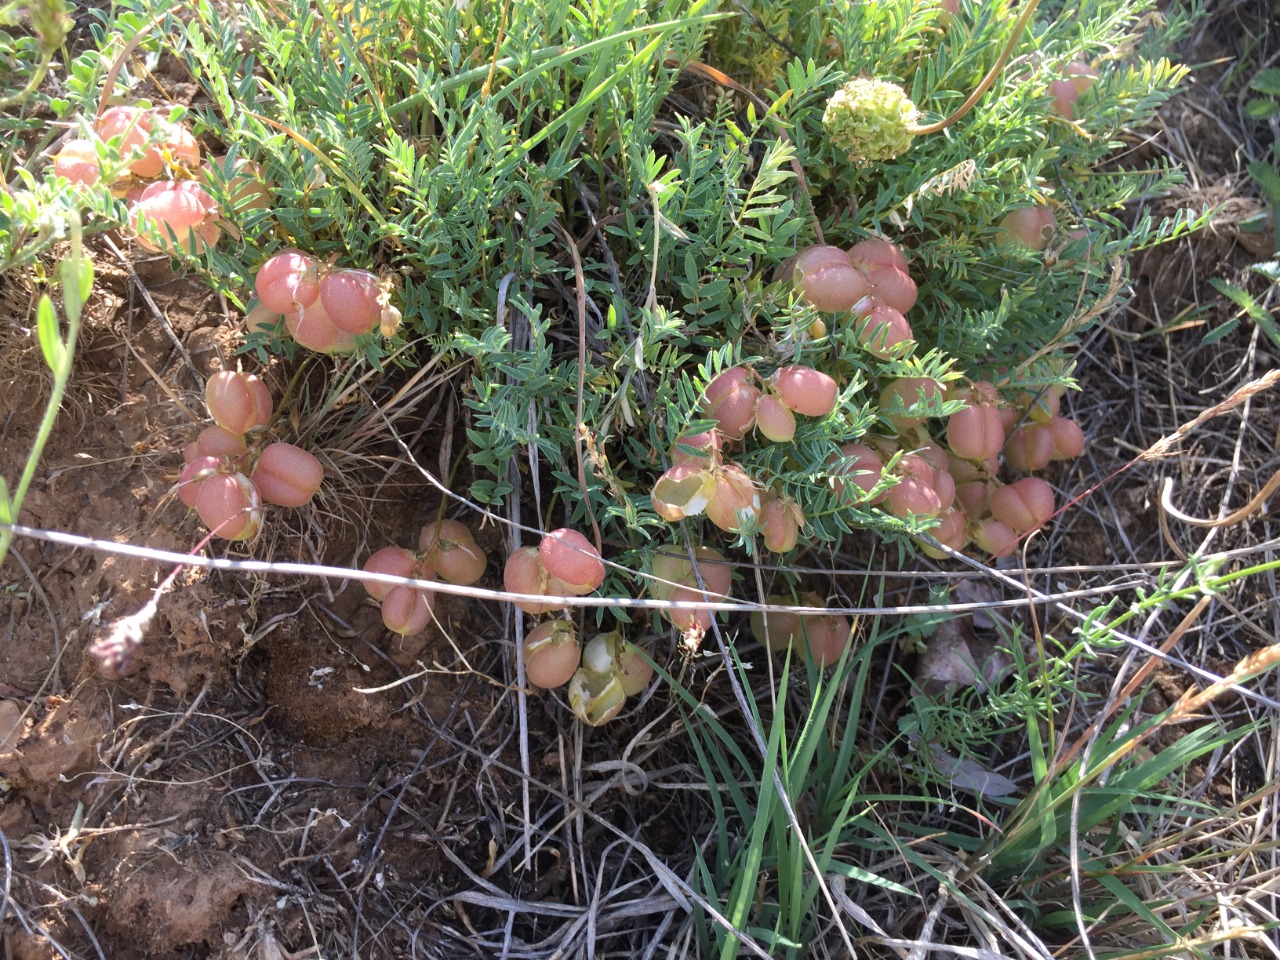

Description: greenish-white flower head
[822,78,920,164]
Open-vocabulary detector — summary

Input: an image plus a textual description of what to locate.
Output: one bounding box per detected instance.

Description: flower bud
[823,78,919,163]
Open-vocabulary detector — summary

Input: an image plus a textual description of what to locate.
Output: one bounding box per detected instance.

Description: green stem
[0,51,53,110]
[0,216,88,567]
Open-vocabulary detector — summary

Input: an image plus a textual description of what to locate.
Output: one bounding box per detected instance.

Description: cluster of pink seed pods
[54,105,268,256]
[522,622,654,726]
[648,545,733,638]
[252,249,399,353]
[1048,61,1100,120]
[750,593,854,668]
[826,378,1083,559]
[789,238,919,358]
[55,105,199,188]
[498,529,657,724]
[502,528,606,615]
[781,235,1085,559]
[651,363,835,542]
[361,520,488,634]
[179,372,324,541]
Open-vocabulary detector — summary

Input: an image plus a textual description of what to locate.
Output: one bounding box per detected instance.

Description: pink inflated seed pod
[418,520,487,586]
[539,528,604,594]
[974,519,1019,558]
[319,268,382,335]
[989,477,1055,534]
[650,545,732,605]
[380,584,433,635]
[1004,423,1055,472]
[954,478,992,518]
[947,398,1006,461]
[651,460,715,522]
[503,546,557,615]
[847,237,909,274]
[918,509,968,559]
[138,178,218,212]
[880,377,943,431]
[705,462,760,533]
[195,471,262,541]
[252,442,324,508]
[201,156,271,211]
[914,441,950,476]
[162,122,202,168]
[256,250,321,315]
[932,468,956,512]
[861,264,917,315]
[1049,416,1085,460]
[750,602,803,654]
[702,366,760,440]
[1068,61,1100,94]
[131,181,221,254]
[53,140,101,187]
[243,302,284,338]
[690,544,733,598]
[791,244,869,313]
[287,298,359,354]
[754,394,796,442]
[205,371,273,435]
[857,305,914,359]
[669,430,721,464]
[760,495,804,553]
[614,641,654,696]
[362,546,419,601]
[524,620,581,689]
[1049,79,1081,119]
[798,614,852,668]
[774,365,838,417]
[647,551,685,603]
[416,518,473,552]
[997,206,1057,251]
[95,106,161,178]
[664,585,716,635]
[886,454,943,520]
[194,425,249,462]
[1024,385,1063,425]
[177,454,226,508]
[830,442,885,504]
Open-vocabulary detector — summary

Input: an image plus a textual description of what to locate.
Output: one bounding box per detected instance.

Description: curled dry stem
[548,218,603,556]
[908,0,1045,136]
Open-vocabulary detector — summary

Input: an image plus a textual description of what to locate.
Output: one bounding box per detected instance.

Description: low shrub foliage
[14,0,1200,534]
[89,0,1204,588]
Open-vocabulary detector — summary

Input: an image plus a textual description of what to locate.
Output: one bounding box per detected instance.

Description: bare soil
[0,251,518,957]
